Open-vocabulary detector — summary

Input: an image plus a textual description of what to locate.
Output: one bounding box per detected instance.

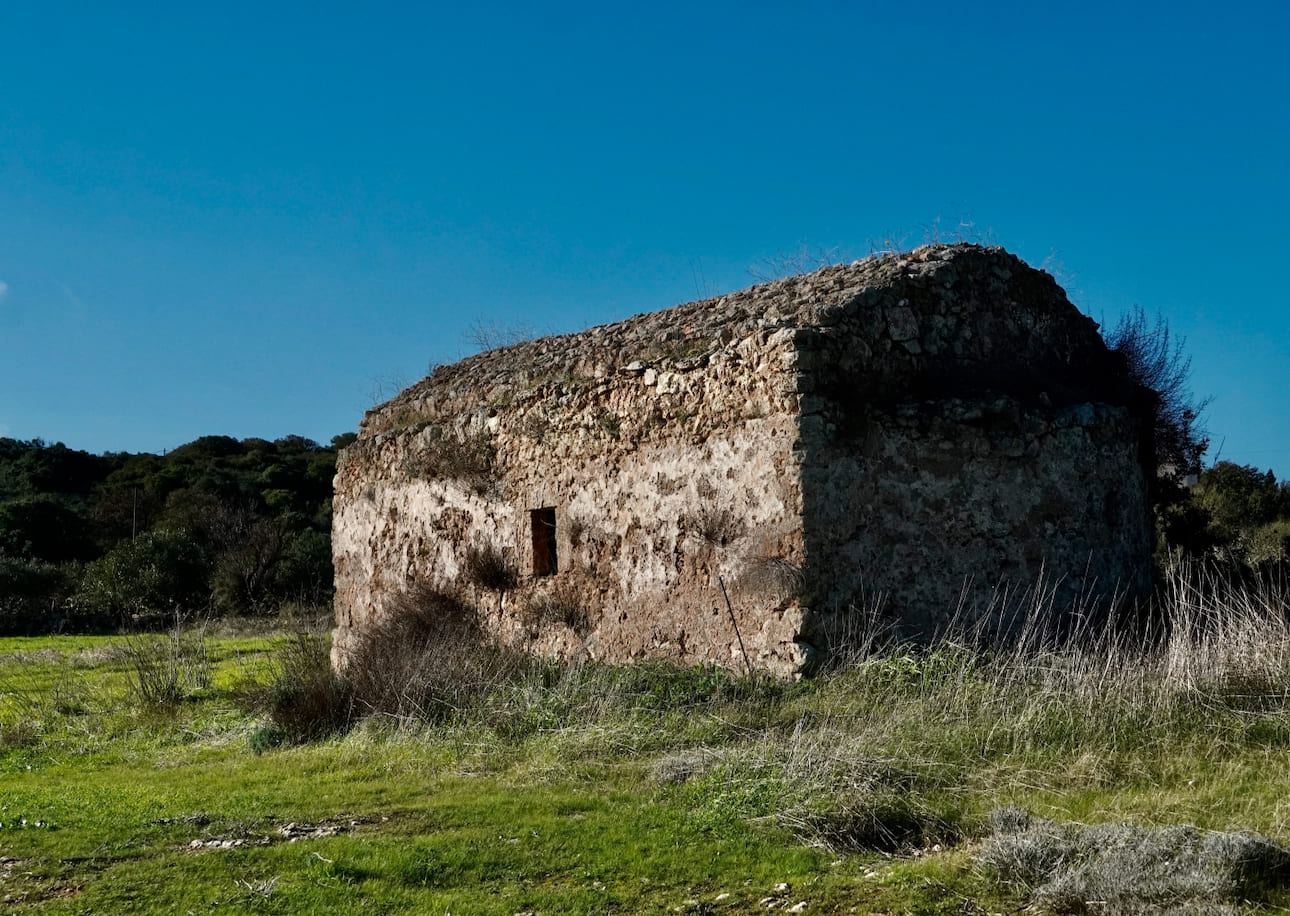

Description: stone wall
[799,399,1151,641]
[335,244,1154,676]
[333,318,813,674]
[788,245,1152,641]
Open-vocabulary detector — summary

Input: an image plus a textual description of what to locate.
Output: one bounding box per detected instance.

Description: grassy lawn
[3,583,1290,914]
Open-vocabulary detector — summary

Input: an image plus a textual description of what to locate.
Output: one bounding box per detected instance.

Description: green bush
[76,527,209,624]
[0,496,96,563]
[0,551,69,635]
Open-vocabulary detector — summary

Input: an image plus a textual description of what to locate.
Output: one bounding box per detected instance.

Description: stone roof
[361,243,1129,437]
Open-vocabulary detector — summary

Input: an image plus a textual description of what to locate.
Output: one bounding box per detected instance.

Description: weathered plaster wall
[333,320,813,674]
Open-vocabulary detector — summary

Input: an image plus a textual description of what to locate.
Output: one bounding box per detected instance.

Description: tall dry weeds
[343,584,531,723]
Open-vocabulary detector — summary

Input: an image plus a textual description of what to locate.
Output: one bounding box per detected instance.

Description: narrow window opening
[530,507,558,576]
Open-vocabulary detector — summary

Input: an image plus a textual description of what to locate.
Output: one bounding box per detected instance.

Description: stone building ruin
[333,244,1154,676]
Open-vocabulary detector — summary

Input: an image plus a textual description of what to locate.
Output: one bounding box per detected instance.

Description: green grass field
[3,575,1290,914]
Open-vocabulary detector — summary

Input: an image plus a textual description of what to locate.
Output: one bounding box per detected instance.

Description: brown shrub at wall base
[345,584,530,721]
[250,633,355,748]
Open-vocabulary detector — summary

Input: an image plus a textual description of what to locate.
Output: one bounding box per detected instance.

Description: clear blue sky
[2,1,1286,477]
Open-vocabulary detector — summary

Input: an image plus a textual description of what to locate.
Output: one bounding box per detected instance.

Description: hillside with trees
[0,433,355,634]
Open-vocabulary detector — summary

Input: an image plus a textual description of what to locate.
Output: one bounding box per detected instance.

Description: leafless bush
[465,318,535,353]
[366,372,410,407]
[462,543,519,593]
[689,504,745,547]
[1106,306,1209,476]
[747,243,848,282]
[919,214,993,246]
[344,584,530,722]
[122,626,211,706]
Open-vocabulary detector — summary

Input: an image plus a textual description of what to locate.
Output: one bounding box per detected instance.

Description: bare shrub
[462,543,519,593]
[747,243,847,282]
[919,214,993,246]
[465,318,535,352]
[689,503,745,547]
[249,632,354,747]
[366,372,409,408]
[345,584,529,722]
[1106,306,1209,476]
[122,626,211,706]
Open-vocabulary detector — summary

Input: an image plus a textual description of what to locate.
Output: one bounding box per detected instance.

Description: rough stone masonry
[333,244,1155,676]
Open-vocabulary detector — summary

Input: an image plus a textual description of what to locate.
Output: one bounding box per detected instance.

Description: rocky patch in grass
[166,813,379,852]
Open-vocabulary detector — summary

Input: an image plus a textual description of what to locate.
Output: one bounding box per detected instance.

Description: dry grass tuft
[520,581,590,633]
[980,808,1290,914]
[736,555,804,603]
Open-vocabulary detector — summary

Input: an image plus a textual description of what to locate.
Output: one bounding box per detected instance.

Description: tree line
[0,433,1285,636]
[0,433,355,634]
